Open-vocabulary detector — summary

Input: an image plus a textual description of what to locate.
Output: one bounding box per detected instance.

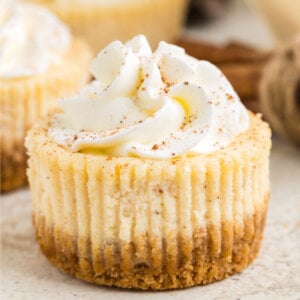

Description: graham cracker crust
[34,196,268,290]
[1,145,27,192]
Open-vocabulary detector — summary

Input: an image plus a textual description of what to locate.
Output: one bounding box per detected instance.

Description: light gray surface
[1,136,300,300]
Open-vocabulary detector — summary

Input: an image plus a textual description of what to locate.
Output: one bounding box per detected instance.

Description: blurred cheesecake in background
[0,0,92,192]
[249,0,300,41]
[22,0,189,54]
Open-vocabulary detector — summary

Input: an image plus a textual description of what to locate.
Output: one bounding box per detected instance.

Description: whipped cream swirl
[49,35,249,159]
[0,0,71,78]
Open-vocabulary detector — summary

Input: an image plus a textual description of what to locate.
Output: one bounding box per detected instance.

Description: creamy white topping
[0,0,71,78]
[49,35,249,159]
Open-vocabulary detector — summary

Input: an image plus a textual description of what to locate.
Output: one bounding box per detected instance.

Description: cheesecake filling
[0,0,71,78]
[49,35,249,159]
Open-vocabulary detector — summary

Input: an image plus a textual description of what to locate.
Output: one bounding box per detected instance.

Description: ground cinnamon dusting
[226,93,234,101]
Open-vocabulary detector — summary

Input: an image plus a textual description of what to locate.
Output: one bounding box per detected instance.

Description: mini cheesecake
[25,35,271,290]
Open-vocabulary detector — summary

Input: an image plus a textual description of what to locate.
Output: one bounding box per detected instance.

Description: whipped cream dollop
[49,35,249,159]
[0,0,71,78]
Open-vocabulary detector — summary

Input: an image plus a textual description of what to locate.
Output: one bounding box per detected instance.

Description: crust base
[1,146,27,192]
[34,198,268,290]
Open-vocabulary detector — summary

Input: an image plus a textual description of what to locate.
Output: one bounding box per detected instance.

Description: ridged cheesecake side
[1,39,92,192]
[26,113,271,290]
